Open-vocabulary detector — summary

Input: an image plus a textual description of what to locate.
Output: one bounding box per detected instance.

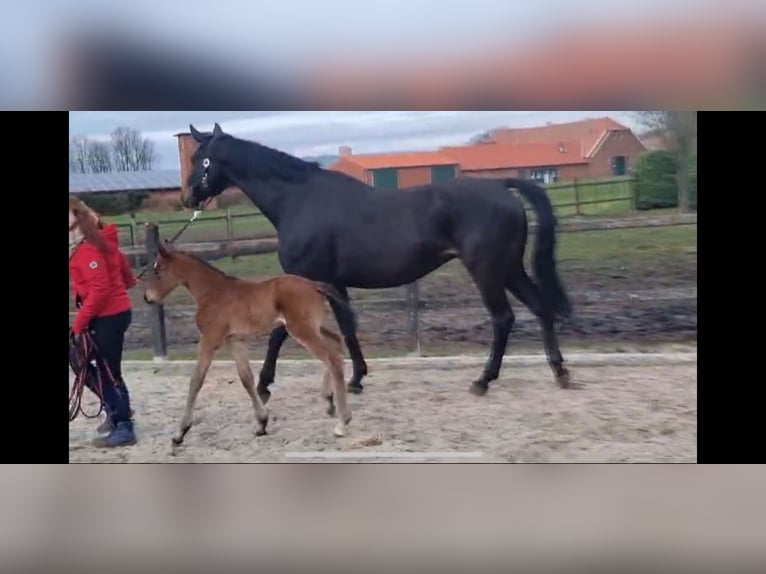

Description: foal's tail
[505,178,572,320]
[314,283,358,343]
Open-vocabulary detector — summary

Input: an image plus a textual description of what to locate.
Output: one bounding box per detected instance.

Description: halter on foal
[143,243,356,446]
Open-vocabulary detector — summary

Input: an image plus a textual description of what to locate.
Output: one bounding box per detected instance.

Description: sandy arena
[69,352,696,463]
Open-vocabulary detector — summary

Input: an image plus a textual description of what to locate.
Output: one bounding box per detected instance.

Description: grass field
[104,177,650,247]
[69,222,697,311]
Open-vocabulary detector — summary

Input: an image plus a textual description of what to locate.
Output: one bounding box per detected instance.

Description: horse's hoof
[171,436,183,446]
[347,383,364,395]
[469,382,488,397]
[557,370,571,389]
[257,387,272,405]
[326,404,336,417]
[255,428,267,437]
[333,425,346,438]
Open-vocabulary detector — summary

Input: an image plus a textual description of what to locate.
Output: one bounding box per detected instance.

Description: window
[531,168,558,184]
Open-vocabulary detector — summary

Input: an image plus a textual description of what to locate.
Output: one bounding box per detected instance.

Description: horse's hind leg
[327,286,368,394]
[257,325,289,404]
[173,335,216,446]
[230,340,270,435]
[506,267,570,389]
[462,257,515,396]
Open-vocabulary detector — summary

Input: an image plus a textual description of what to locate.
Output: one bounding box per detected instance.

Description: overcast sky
[69,111,640,170]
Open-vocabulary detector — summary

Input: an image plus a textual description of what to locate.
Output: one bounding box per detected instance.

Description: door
[612,156,627,176]
[430,164,457,184]
[371,168,399,189]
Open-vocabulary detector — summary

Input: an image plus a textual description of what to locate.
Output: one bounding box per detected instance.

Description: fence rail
[113,176,644,248]
[130,213,696,359]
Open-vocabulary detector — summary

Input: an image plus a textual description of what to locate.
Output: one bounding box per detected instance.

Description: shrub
[635,150,697,210]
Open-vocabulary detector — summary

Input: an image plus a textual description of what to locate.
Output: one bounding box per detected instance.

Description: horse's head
[183,122,233,208]
[143,241,184,304]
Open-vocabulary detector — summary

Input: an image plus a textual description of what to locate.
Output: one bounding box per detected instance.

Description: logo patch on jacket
[89,260,99,269]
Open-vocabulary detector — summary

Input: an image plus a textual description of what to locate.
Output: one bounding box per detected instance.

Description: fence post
[630,178,637,213]
[145,223,168,361]
[573,179,581,216]
[225,208,233,241]
[405,282,422,356]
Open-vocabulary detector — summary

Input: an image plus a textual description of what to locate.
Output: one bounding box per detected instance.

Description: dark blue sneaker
[93,420,137,448]
[96,409,135,435]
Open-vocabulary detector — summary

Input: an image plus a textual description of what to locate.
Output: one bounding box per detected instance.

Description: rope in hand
[135,199,212,280]
[68,331,121,422]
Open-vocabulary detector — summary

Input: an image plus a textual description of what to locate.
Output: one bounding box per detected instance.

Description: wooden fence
[114,176,641,249]
[135,212,697,360]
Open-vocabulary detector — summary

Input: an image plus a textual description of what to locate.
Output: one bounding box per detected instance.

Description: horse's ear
[158,241,170,257]
[213,122,224,137]
[190,124,204,143]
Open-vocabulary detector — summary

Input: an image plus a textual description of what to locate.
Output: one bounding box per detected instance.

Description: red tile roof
[488,117,629,158]
[440,141,588,171]
[331,150,458,170]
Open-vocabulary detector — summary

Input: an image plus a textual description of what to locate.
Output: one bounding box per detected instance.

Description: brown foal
[143,242,355,446]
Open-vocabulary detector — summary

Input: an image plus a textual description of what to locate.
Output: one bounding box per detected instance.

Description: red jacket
[69,223,137,334]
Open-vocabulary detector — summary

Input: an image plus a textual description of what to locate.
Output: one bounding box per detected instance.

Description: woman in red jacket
[69,196,137,448]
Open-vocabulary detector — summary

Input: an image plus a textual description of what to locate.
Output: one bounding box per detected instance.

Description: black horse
[182,123,573,401]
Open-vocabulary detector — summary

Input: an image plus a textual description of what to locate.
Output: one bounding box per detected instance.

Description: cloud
[70,111,640,169]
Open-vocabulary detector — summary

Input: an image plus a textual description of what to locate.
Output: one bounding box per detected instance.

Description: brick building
[328,146,459,188]
[480,116,647,180]
[439,141,589,184]
[330,117,647,187]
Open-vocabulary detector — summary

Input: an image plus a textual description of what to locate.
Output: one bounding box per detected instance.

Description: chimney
[175,132,199,199]
[339,146,352,156]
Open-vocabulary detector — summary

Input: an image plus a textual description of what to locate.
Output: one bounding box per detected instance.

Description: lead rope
[68,331,122,422]
[135,201,211,280]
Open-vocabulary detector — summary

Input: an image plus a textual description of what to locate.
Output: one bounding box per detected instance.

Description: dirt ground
[69,354,697,463]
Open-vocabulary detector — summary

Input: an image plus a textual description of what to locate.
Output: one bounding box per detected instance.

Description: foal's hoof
[557,369,572,389]
[347,383,364,395]
[469,381,489,397]
[171,436,184,446]
[326,403,336,417]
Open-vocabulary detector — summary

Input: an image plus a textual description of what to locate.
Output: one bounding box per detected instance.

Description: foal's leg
[230,340,270,435]
[289,324,352,437]
[173,336,216,446]
[322,369,336,417]
[507,268,571,389]
[462,257,515,396]
[327,286,368,394]
[257,325,289,404]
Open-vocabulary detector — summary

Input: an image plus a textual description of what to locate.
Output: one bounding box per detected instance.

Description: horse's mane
[219,135,322,183]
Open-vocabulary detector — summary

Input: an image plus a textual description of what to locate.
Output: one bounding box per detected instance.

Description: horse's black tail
[505,178,572,320]
[315,283,358,342]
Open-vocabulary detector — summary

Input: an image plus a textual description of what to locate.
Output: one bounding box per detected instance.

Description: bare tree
[469,130,495,145]
[69,136,90,173]
[635,111,697,212]
[87,141,113,173]
[110,126,157,171]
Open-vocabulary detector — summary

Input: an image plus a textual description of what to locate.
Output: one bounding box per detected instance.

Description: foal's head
[143,242,188,304]
[183,122,234,209]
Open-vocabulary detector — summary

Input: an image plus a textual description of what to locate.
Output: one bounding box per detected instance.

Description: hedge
[635,150,697,210]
